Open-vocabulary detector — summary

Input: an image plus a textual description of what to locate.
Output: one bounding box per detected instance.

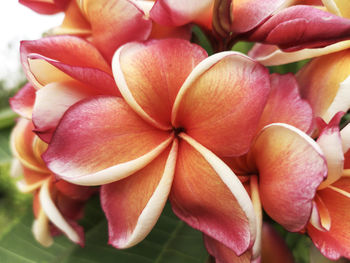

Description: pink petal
[253,123,327,231]
[9,83,36,119]
[171,134,256,255]
[258,73,313,133]
[249,5,350,51]
[43,96,172,186]
[172,52,270,157]
[112,39,207,130]
[101,141,177,248]
[19,0,69,14]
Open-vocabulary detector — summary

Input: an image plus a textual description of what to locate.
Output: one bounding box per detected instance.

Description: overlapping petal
[252,123,327,231]
[101,141,177,248]
[171,134,256,255]
[43,96,173,186]
[249,5,350,51]
[9,83,36,119]
[257,73,313,133]
[297,49,350,122]
[19,0,69,14]
[172,51,270,157]
[112,39,207,130]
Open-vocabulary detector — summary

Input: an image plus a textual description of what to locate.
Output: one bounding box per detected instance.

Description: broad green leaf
[0,198,209,263]
[0,108,17,130]
[0,127,12,163]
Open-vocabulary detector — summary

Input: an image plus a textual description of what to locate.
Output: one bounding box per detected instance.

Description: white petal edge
[322,0,342,16]
[118,139,178,248]
[17,179,46,193]
[323,75,350,123]
[32,209,54,247]
[55,136,173,186]
[112,43,172,131]
[341,123,350,153]
[179,133,257,243]
[317,126,344,189]
[171,51,256,124]
[310,201,328,232]
[10,158,23,178]
[39,179,81,244]
[251,176,262,260]
[252,40,350,66]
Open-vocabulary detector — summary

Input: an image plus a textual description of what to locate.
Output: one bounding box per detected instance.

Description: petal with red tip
[150,0,213,28]
[20,36,117,95]
[32,81,98,143]
[171,134,256,255]
[249,6,350,50]
[258,73,313,133]
[112,39,207,130]
[231,0,291,33]
[80,0,152,62]
[253,123,327,231]
[297,50,350,122]
[19,0,69,14]
[44,96,172,186]
[308,178,350,260]
[101,140,177,248]
[172,52,270,157]
[9,83,36,119]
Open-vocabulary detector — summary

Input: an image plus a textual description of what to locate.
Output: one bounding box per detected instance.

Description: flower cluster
[10,0,350,262]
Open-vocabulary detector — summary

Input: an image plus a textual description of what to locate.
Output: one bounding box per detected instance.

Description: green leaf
[0,127,12,163]
[0,198,209,263]
[0,108,17,130]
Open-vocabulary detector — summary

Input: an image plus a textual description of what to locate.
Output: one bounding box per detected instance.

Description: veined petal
[21,36,116,94]
[249,5,350,50]
[101,140,177,248]
[253,123,327,231]
[10,118,47,173]
[171,134,256,255]
[9,83,36,119]
[317,113,344,189]
[172,51,270,157]
[231,0,293,33]
[258,73,313,133]
[44,96,172,186]
[32,81,98,143]
[150,0,213,28]
[297,49,350,122]
[39,179,83,245]
[308,178,350,260]
[248,41,350,66]
[112,39,207,130]
[81,0,152,62]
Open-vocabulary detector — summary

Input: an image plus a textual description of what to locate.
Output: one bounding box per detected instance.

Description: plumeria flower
[42,38,272,255]
[11,35,119,142]
[249,0,350,65]
[150,0,350,52]
[10,118,95,246]
[203,73,327,262]
[19,0,70,14]
[306,114,350,260]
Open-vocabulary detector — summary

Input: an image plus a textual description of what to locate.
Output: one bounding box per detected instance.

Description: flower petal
[32,208,53,247]
[253,123,327,231]
[101,140,177,248]
[171,134,256,255]
[317,113,344,189]
[21,36,117,95]
[32,81,98,143]
[258,73,313,133]
[322,0,350,18]
[308,179,350,260]
[19,0,69,14]
[150,0,213,28]
[44,96,172,186]
[249,6,350,50]
[112,39,207,130]
[9,83,36,119]
[297,49,350,122]
[172,52,270,157]
[248,41,350,66]
[81,0,152,62]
